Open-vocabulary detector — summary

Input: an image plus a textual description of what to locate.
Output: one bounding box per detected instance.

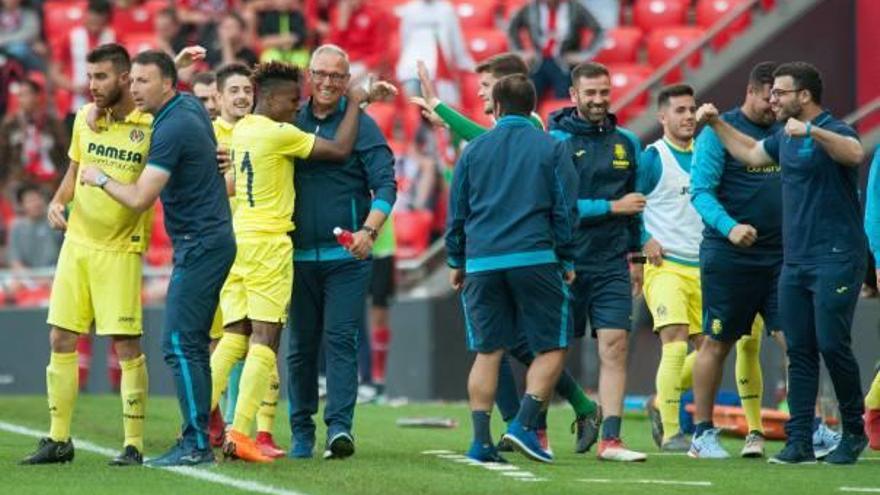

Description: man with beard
[22,44,152,467]
[548,62,646,462]
[192,71,220,120]
[697,62,868,465]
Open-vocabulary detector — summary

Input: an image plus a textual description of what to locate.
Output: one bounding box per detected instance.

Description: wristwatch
[362,225,378,241]
[96,172,110,189]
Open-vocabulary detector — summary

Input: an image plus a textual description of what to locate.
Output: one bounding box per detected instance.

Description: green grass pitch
[2,395,880,495]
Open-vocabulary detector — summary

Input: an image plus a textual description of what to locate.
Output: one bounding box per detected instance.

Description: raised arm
[783,117,864,167]
[697,103,773,168]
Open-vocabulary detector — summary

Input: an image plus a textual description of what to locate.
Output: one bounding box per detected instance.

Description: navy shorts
[572,258,633,338]
[461,263,573,354]
[700,247,783,342]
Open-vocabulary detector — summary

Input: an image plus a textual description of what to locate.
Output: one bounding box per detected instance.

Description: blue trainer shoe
[688,428,730,459]
[502,420,553,463]
[147,441,215,467]
[768,442,816,465]
[825,432,867,465]
[466,441,508,463]
[289,438,315,459]
[813,423,841,460]
[323,431,355,460]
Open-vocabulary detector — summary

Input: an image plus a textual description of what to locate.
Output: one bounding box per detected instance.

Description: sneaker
[323,431,355,460]
[288,435,315,459]
[598,438,647,462]
[209,407,225,448]
[147,441,215,467]
[825,432,868,465]
[255,431,285,459]
[21,437,74,465]
[866,409,880,450]
[357,384,378,404]
[502,420,553,463]
[536,428,553,457]
[109,445,143,466]
[660,432,691,452]
[768,442,816,465]
[813,423,841,460]
[647,395,663,449]
[466,441,508,463]
[223,430,273,463]
[688,428,730,459]
[572,407,602,454]
[741,431,766,458]
[496,435,514,452]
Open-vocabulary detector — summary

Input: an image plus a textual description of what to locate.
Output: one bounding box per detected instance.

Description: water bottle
[333,227,354,248]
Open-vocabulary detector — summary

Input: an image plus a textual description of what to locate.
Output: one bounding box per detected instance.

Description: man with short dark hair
[79,49,237,467]
[549,61,646,462]
[697,61,868,465]
[192,71,219,119]
[447,73,578,464]
[21,43,152,467]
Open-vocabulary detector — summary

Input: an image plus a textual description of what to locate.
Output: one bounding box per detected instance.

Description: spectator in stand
[0,0,44,71]
[256,0,309,68]
[0,78,68,189]
[508,0,605,100]
[49,0,116,127]
[177,0,232,64]
[192,71,220,119]
[304,0,333,46]
[329,0,389,79]
[396,0,474,106]
[395,128,439,214]
[207,12,259,68]
[8,184,62,279]
[155,8,190,58]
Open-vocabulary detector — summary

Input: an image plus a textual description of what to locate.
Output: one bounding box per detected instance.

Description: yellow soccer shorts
[220,234,293,326]
[644,259,701,335]
[209,307,224,340]
[47,240,142,336]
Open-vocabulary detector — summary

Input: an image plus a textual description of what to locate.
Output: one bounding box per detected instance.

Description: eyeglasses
[770,88,801,98]
[310,70,348,83]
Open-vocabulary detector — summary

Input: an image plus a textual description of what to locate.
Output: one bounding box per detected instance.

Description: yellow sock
[47,352,78,442]
[256,364,280,434]
[232,344,276,435]
[680,351,696,391]
[656,341,688,441]
[119,354,147,451]
[736,333,764,434]
[866,371,880,409]
[210,333,249,411]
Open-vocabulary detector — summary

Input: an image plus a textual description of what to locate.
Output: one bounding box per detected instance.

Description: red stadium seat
[646,26,705,82]
[538,97,571,125]
[696,0,752,49]
[633,0,688,33]
[365,101,397,141]
[465,28,508,62]
[452,0,498,31]
[13,283,51,307]
[113,0,165,36]
[146,200,172,267]
[502,0,529,18]
[394,210,433,259]
[594,27,644,65]
[122,33,159,56]
[608,63,652,107]
[43,1,87,47]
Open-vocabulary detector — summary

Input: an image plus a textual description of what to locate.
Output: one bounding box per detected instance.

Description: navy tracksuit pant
[288,259,372,443]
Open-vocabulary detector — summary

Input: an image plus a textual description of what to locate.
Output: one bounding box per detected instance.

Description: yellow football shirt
[229,114,315,235]
[66,104,154,253]
[213,117,235,149]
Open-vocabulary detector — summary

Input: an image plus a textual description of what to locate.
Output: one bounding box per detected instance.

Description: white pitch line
[502,471,538,478]
[0,420,306,495]
[580,478,712,487]
[840,488,880,493]
[420,450,453,455]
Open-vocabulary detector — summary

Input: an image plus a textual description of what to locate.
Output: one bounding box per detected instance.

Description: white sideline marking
[502,471,537,478]
[580,478,712,487]
[0,421,307,495]
[420,449,453,454]
[423,450,547,482]
[840,488,880,493]
[479,463,520,471]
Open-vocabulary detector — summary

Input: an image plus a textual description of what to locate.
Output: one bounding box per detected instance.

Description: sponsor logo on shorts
[119,316,136,324]
[711,319,723,335]
[836,286,849,294]
[575,150,586,158]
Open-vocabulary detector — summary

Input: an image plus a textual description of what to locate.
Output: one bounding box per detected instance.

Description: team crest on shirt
[129,129,145,144]
[711,319,723,335]
[612,143,630,169]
